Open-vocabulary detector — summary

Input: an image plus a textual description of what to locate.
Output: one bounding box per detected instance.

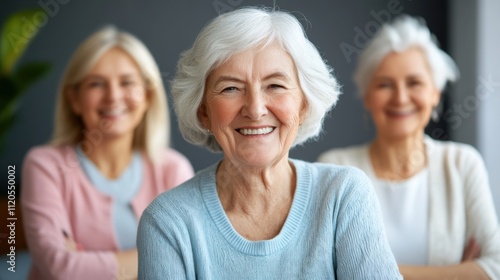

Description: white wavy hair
[171,7,341,152]
[354,15,459,96]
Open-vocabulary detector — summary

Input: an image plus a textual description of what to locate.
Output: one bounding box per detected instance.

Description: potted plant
[0,8,51,153]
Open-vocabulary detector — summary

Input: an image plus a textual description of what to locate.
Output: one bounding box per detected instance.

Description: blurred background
[1,0,498,278]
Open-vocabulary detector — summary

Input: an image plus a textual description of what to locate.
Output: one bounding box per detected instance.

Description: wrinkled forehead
[206,42,298,87]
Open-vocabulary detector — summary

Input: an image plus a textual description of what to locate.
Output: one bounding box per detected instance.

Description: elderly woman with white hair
[137,7,402,279]
[319,15,500,279]
[21,27,194,280]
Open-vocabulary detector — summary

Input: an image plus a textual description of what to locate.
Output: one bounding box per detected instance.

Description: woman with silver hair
[21,26,194,280]
[137,7,402,279]
[319,15,500,279]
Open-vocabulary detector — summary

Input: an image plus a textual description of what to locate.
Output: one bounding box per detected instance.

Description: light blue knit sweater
[137,159,402,279]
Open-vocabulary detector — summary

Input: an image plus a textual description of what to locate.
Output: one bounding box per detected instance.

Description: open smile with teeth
[387,109,416,116]
[238,127,275,135]
[100,108,127,117]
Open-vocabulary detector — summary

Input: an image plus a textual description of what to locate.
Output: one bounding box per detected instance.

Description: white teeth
[101,108,126,116]
[239,127,274,135]
[389,109,415,115]
[396,112,411,115]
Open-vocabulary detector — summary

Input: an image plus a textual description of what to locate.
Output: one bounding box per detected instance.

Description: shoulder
[23,145,77,171]
[158,148,193,169]
[293,159,372,199]
[302,159,369,181]
[148,148,194,181]
[21,145,82,195]
[426,137,484,168]
[143,163,214,218]
[24,145,71,161]
[141,174,206,237]
[317,143,369,166]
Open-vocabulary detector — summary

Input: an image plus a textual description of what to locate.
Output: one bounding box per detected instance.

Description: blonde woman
[21,27,194,280]
[319,16,500,279]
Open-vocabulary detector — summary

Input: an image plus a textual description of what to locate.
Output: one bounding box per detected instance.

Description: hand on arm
[399,238,488,280]
[115,250,138,280]
[398,262,489,280]
[64,233,138,280]
[21,149,119,280]
[462,237,481,262]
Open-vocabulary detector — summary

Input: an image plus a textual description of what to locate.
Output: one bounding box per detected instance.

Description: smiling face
[68,47,149,141]
[200,42,307,168]
[365,47,440,140]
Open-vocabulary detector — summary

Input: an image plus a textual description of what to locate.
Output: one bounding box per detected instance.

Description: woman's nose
[392,84,410,104]
[241,87,268,120]
[104,81,123,102]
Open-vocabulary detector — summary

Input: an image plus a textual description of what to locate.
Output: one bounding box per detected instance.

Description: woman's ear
[197,101,211,131]
[432,88,441,107]
[362,92,371,111]
[299,98,308,125]
[144,88,152,107]
[144,78,153,103]
[363,88,376,113]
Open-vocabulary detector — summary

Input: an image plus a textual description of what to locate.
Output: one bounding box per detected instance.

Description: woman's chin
[230,153,285,169]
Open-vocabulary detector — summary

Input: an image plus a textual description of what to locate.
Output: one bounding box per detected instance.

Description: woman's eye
[88,81,104,88]
[408,80,422,87]
[222,86,238,92]
[269,84,284,89]
[122,80,136,87]
[378,83,392,89]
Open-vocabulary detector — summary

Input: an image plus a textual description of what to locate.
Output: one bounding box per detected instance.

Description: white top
[317,136,500,279]
[374,169,429,265]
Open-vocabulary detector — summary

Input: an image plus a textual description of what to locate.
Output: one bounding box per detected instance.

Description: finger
[65,238,77,251]
[462,238,476,261]
[471,239,481,258]
[462,237,482,261]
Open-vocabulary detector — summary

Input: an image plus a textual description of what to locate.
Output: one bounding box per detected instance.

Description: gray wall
[1,0,449,178]
[4,2,500,278]
[450,0,500,219]
[477,0,500,221]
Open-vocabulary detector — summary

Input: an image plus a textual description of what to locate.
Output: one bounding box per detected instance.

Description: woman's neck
[216,157,295,215]
[215,157,296,240]
[80,135,135,179]
[370,133,427,180]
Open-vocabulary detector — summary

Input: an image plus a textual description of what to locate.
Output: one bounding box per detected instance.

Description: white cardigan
[318,136,500,278]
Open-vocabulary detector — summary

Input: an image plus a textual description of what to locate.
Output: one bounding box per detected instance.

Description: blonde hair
[51,26,169,162]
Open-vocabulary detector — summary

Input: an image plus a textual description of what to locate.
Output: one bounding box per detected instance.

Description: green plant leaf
[1,8,44,74]
[0,112,17,153]
[0,96,19,125]
[0,76,18,107]
[0,76,20,128]
[12,61,51,93]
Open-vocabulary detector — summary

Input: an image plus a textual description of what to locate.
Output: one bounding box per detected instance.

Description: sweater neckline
[200,159,311,256]
[67,145,151,215]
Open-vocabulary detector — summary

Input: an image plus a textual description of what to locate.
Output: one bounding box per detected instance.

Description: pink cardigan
[21,145,194,280]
